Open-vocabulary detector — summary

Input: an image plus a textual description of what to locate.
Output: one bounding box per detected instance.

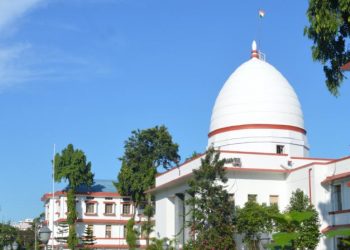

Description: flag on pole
[258,9,265,18]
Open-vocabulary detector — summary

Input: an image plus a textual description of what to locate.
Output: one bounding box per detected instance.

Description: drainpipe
[308,168,312,205]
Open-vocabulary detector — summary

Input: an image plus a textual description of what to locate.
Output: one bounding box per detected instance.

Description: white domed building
[150,42,350,250]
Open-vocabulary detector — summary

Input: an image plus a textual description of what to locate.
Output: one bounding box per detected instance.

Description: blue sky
[0,0,349,222]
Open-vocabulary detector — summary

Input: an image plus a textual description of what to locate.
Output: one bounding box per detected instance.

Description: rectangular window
[333,184,342,211]
[270,195,279,206]
[276,145,284,154]
[86,203,95,214]
[248,194,257,202]
[105,225,112,238]
[105,204,114,214]
[122,204,131,215]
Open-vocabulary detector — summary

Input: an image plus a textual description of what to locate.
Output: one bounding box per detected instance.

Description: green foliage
[236,202,278,249]
[325,228,350,249]
[185,151,201,162]
[305,0,350,95]
[0,223,18,248]
[126,218,138,250]
[81,225,96,248]
[186,147,236,250]
[269,189,321,249]
[116,125,180,213]
[141,201,155,247]
[146,237,175,250]
[67,225,79,250]
[54,144,94,189]
[54,144,94,250]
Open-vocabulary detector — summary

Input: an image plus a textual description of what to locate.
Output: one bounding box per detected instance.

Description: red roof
[321,171,350,184]
[341,61,350,71]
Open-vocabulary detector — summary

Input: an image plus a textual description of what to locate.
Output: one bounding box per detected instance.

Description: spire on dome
[251,40,259,59]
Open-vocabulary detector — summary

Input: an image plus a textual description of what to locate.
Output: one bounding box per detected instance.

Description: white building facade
[151,42,350,250]
[42,180,151,249]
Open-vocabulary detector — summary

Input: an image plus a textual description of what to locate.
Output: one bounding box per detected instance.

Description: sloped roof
[70,179,117,193]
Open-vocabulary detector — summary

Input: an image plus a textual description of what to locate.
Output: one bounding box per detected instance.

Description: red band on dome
[208,124,307,138]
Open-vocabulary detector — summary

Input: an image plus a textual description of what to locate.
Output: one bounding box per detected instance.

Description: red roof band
[208,124,307,138]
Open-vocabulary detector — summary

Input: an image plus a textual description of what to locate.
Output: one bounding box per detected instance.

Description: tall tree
[286,189,321,249]
[305,0,350,95]
[270,189,321,249]
[185,147,236,250]
[115,125,180,248]
[54,144,94,250]
[236,201,278,250]
[141,198,155,247]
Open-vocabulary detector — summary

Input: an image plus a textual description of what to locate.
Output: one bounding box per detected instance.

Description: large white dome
[208,42,308,156]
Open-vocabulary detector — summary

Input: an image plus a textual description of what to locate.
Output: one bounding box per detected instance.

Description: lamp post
[38,226,52,250]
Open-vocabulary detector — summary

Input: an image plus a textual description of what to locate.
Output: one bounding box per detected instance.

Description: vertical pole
[52,144,56,250]
[35,223,37,250]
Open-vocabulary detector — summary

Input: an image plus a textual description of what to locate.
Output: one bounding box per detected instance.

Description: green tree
[305,0,350,95]
[115,125,179,248]
[325,228,350,249]
[0,223,18,248]
[81,225,96,249]
[236,201,278,250]
[269,189,320,249]
[54,144,94,250]
[286,189,320,249]
[185,147,236,250]
[126,218,138,250]
[141,199,155,247]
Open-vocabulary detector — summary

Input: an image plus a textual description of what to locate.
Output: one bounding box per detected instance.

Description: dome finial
[251,40,259,59]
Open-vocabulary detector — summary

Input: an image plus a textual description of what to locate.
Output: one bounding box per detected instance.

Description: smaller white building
[42,180,151,249]
[13,218,33,231]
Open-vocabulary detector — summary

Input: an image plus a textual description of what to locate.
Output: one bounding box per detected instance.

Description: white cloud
[0,0,45,32]
[0,0,46,90]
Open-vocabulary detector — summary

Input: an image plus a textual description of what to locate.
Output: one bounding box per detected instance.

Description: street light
[38,226,52,250]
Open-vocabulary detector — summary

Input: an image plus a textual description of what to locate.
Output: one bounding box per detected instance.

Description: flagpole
[52,144,56,250]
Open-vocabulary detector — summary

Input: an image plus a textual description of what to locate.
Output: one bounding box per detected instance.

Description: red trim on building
[156,150,289,180]
[291,156,334,161]
[208,124,307,138]
[84,213,98,216]
[85,200,98,204]
[341,61,350,71]
[321,224,350,233]
[225,167,288,173]
[41,191,121,201]
[321,171,350,184]
[103,202,115,204]
[84,245,146,249]
[156,153,205,177]
[103,213,116,216]
[329,209,350,215]
[220,150,288,156]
